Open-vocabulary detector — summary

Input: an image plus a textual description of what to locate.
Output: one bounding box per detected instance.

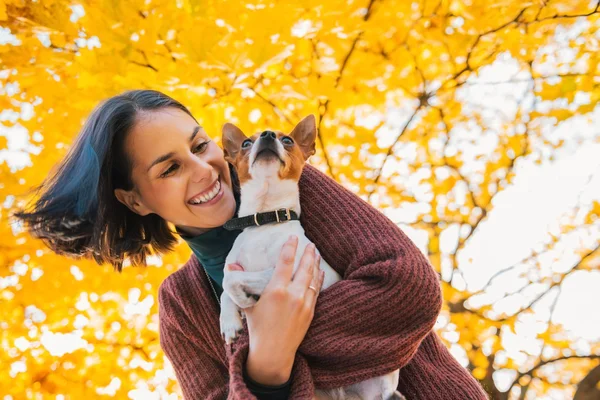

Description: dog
[219,115,404,400]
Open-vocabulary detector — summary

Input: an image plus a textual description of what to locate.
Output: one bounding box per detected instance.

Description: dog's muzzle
[254,131,281,162]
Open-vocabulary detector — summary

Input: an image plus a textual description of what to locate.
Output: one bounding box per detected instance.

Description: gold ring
[308,285,318,293]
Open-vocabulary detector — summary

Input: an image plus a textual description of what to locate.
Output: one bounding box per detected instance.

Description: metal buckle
[276,208,291,223]
[254,213,260,226]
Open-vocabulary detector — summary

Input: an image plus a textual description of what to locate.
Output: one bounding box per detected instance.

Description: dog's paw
[223,268,272,309]
[224,279,260,308]
[220,311,244,345]
[232,290,260,308]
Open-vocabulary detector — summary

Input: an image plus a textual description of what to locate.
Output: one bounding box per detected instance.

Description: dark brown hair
[14,90,199,271]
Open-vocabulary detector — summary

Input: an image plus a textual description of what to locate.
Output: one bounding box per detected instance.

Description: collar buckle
[276,208,291,223]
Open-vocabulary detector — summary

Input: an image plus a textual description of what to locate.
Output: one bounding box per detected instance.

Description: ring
[308,285,318,293]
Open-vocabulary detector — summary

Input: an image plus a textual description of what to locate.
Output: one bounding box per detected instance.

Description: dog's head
[222,115,316,185]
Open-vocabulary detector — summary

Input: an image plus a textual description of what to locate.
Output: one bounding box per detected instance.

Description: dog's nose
[260,130,276,140]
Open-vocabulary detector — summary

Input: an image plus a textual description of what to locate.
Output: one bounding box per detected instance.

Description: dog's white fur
[220,118,404,400]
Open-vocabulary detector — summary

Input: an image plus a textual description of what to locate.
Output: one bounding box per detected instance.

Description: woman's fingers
[290,243,316,291]
[267,235,299,289]
[305,254,324,307]
[268,237,323,308]
[304,254,325,310]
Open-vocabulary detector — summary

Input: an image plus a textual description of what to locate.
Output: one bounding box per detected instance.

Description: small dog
[219,115,404,400]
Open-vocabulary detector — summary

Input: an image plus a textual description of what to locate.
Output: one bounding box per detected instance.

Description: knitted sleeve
[294,164,444,388]
[226,329,316,399]
[158,281,229,400]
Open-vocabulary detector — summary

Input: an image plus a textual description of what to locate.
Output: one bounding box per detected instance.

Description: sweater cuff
[226,321,316,399]
[243,363,292,399]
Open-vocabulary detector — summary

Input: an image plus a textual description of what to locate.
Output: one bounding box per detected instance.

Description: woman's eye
[193,141,209,153]
[242,139,253,149]
[160,164,179,178]
[281,136,294,145]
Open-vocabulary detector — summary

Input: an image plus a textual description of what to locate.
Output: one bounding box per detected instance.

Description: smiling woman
[14,91,240,269]
[15,89,487,400]
[112,108,237,236]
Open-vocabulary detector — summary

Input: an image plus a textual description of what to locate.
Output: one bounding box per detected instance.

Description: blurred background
[1,0,600,399]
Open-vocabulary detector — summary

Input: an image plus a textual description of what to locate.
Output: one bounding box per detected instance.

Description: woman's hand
[239,235,325,386]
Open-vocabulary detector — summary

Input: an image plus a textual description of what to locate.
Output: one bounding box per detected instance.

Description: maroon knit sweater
[158,165,488,399]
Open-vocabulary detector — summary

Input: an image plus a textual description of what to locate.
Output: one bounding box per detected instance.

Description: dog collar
[223,208,299,231]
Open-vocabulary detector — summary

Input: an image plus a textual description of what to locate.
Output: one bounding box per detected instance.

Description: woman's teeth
[190,180,221,205]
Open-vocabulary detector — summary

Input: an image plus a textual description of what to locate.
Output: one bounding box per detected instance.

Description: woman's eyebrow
[147,152,175,172]
[147,126,202,172]
[189,125,200,142]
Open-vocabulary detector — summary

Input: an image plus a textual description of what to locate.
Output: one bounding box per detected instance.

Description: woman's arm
[243,365,291,400]
[160,279,293,400]
[160,316,293,399]
[159,296,229,399]
[227,330,316,400]
[296,164,443,388]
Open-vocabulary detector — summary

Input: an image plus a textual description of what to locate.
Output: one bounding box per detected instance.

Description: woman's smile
[188,175,224,206]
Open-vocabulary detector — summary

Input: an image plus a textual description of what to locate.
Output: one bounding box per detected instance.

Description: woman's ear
[114,188,152,216]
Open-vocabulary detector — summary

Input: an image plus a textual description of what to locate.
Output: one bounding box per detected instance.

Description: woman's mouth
[188,177,224,206]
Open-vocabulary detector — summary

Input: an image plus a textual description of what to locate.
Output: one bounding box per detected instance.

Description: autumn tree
[1,0,599,398]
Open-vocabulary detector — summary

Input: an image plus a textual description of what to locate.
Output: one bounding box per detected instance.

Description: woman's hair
[14,90,198,271]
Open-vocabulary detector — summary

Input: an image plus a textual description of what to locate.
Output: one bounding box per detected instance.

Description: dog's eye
[281,136,294,145]
[241,139,253,149]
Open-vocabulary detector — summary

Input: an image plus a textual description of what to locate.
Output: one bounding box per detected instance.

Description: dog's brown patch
[276,131,305,182]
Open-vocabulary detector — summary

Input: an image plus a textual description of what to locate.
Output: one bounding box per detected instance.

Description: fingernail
[289,235,298,243]
[309,243,315,252]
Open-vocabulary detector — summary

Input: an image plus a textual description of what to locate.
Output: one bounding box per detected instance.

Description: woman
[16,90,488,400]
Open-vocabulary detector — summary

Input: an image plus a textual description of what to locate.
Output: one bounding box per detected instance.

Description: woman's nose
[189,157,212,183]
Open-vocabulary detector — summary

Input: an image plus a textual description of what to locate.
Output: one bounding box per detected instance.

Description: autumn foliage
[1,0,600,399]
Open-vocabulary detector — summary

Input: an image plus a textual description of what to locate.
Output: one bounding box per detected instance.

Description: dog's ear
[289,115,317,161]
[222,123,248,164]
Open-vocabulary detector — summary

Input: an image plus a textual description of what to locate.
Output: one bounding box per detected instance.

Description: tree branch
[509,355,600,394]
[529,2,600,24]
[477,243,600,322]
[367,104,422,202]
[574,364,600,400]
[317,0,379,179]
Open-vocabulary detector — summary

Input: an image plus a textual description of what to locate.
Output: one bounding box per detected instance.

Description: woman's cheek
[150,179,181,208]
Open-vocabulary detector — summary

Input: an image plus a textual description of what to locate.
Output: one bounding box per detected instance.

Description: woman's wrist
[245,345,294,386]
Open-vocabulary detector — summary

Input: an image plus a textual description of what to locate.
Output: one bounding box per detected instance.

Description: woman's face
[114,108,237,236]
